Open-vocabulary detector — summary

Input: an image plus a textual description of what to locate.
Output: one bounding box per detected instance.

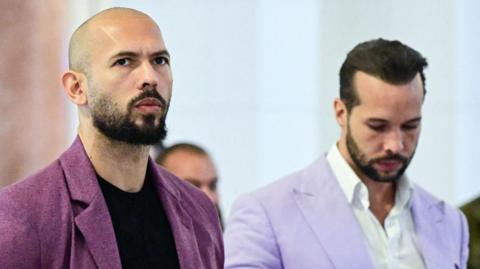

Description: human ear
[333,98,347,127]
[61,70,87,105]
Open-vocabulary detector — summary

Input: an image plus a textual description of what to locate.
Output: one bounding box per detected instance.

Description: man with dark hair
[224,38,468,269]
[157,143,224,228]
[339,39,428,112]
[0,7,223,268]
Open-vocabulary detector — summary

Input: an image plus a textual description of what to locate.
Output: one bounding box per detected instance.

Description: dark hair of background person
[156,143,209,165]
[339,38,428,112]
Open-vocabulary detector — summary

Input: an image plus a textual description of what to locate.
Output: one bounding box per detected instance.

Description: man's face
[341,71,423,182]
[85,16,172,145]
[162,151,219,206]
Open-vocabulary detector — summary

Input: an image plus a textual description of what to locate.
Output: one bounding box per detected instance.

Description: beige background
[0,0,68,187]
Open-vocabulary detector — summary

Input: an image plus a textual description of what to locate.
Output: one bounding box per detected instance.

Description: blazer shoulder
[0,158,70,242]
[250,157,330,204]
[412,184,442,204]
[413,184,467,236]
[413,184,462,215]
[0,159,65,207]
[0,160,65,267]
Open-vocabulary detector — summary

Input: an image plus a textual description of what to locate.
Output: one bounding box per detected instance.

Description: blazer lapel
[149,160,202,269]
[293,157,375,269]
[411,189,449,269]
[74,194,122,269]
[60,137,122,269]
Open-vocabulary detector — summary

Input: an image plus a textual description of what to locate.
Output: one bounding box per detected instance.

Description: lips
[375,160,401,172]
[135,97,163,107]
[134,97,163,113]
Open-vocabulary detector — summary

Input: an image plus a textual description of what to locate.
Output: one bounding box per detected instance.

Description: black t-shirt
[98,174,180,269]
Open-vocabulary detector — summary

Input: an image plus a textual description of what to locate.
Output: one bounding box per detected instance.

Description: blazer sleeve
[224,194,283,269]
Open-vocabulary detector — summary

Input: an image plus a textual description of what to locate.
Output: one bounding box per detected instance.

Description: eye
[113,58,131,66]
[367,123,387,132]
[401,123,419,131]
[153,56,169,65]
[209,179,218,191]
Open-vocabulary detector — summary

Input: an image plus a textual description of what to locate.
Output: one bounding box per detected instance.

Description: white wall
[66,0,480,217]
[455,0,480,204]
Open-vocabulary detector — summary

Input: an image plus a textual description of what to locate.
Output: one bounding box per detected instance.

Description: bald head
[68,7,159,74]
[157,144,219,205]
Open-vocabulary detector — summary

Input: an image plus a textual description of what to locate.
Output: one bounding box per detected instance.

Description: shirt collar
[326,143,362,205]
[326,143,414,210]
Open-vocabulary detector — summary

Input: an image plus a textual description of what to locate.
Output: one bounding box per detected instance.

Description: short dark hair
[156,142,209,165]
[339,38,428,111]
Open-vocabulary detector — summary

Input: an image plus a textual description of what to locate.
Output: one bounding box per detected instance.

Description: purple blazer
[0,137,224,268]
[224,156,469,269]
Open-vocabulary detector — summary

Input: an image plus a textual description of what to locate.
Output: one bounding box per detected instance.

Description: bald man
[157,143,224,228]
[0,8,224,269]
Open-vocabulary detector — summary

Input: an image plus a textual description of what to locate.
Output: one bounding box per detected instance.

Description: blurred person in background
[462,197,480,268]
[0,7,223,269]
[157,142,224,229]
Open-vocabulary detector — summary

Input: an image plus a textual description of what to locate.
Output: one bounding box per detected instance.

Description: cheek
[105,69,138,91]
[363,134,386,154]
[112,79,135,95]
[404,131,421,149]
[159,73,173,99]
[105,80,139,105]
[351,125,384,152]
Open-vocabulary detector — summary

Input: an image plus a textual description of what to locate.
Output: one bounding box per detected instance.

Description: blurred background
[1,0,479,218]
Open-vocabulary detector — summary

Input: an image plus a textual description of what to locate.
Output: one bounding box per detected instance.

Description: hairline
[344,70,425,112]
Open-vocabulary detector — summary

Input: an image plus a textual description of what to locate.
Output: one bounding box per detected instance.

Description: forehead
[351,71,424,119]
[87,15,166,60]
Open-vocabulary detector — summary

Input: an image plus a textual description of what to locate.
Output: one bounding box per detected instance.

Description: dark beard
[91,89,169,145]
[346,126,413,183]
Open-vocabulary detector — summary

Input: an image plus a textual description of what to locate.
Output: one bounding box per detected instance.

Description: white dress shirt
[326,144,425,269]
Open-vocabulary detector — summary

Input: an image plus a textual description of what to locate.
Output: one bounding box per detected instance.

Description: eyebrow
[366,117,422,124]
[404,117,422,124]
[109,49,170,61]
[366,118,387,123]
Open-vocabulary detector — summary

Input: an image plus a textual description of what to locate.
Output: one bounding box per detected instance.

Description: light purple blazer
[224,156,469,269]
[0,137,224,268]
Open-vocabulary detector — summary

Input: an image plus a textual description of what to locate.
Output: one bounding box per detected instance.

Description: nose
[383,129,404,154]
[139,62,158,89]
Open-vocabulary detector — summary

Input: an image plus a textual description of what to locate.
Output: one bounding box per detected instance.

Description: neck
[79,126,151,192]
[363,178,396,226]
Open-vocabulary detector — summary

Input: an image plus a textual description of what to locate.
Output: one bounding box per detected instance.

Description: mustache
[128,86,168,109]
[369,154,409,165]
